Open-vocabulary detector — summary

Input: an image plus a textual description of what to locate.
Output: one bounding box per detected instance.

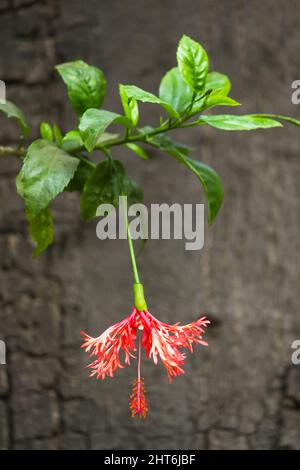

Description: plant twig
[0,116,207,163]
[0,146,26,158]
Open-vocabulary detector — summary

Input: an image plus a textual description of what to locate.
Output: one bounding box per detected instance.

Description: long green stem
[103,146,139,283]
[103,104,206,149]
[122,200,148,310]
[124,207,140,284]
[2,112,299,162]
[105,124,169,148]
[0,116,205,162]
[102,147,147,309]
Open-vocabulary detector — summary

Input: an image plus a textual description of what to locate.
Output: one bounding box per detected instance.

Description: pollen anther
[129,377,148,419]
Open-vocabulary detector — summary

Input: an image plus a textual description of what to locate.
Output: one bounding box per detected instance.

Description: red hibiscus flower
[81,284,210,418]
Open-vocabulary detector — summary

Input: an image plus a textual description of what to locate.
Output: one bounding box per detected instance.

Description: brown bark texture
[0,0,300,450]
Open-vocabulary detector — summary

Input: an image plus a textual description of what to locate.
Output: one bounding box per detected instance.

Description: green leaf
[119,84,139,126]
[79,109,131,152]
[147,132,192,156]
[126,143,149,160]
[159,67,194,115]
[56,60,106,116]
[148,134,223,224]
[193,90,240,113]
[203,91,240,109]
[26,207,54,258]
[53,124,63,146]
[62,130,121,153]
[252,114,300,128]
[17,139,79,216]
[97,132,120,146]
[158,67,234,116]
[177,35,209,93]
[125,179,143,207]
[40,122,53,141]
[65,159,94,192]
[198,114,283,131]
[0,100,29,138]
[121,85,179,118]
[205,72,231,95]
[62,130,84,153]
[80,160,143,221]
[182,157,223,224]
[64,130,119,153]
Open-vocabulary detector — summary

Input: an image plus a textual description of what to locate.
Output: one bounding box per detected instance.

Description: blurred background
[0,0,300,450]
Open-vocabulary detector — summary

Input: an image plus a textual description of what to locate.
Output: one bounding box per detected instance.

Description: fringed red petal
[81,309,210,382]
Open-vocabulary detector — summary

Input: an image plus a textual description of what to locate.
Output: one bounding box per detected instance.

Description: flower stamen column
[129,333,148,418]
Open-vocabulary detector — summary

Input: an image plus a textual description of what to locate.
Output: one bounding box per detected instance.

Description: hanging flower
[81,284,210,418]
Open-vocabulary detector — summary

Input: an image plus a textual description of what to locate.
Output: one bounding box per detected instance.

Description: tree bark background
[0,0,300,450]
